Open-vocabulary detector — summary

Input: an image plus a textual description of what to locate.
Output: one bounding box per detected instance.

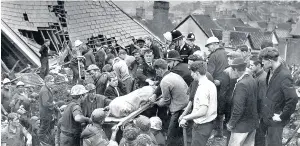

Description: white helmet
[74,40,83,47]
[205,36,219,47]
[16,81,25,87]
[150,116,162,130]
[70,84,88,96]
[163,32,172,42]
[2,78,11,84]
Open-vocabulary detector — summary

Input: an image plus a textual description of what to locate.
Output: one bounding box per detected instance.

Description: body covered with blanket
[109,86,156,117]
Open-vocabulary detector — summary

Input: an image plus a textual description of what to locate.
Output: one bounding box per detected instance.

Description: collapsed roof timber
[1,0,162,72]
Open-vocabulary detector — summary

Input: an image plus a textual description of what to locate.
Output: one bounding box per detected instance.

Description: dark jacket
[80,94,111,118]
[149,43,162,59]
[104,84,125,100]
[83,50,96,69]
[253,69,267,118]
[95,49,106,70]
[262,64,298,125]
[175,43,194,64]
[218,67,238,116]
[136,59,157,88]
[207,48,228,80]
[39,85,54,119]
[81,124,109,146]
[94,72,110,95]
[228,74,259,133]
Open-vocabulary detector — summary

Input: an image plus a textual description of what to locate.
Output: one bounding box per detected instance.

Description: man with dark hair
[236,45,251,66]
[179,61,217,146]
[39,39,51,79]
[256,47,298,146]
[38,75,56,145]
[118,49,135,68]
[144,36,162,59]
[152,59,189,146]
[227,57,259,146]
[250,56,268,146]
[136,49,157,88]
[83,47,96,69]
[104,72,126,100]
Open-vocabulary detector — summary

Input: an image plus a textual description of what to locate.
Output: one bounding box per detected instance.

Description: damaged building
[1,0,162,73]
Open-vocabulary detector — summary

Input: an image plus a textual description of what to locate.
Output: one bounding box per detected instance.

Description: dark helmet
[171,30,183,41]
[165,50,182,61]
[186,32,196,41]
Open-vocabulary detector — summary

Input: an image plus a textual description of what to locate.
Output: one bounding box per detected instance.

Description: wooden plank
[1,60,10,73]
[40,30,45,41]
[46,30,60,53]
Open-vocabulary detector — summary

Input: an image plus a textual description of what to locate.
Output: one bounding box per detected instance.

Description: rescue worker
[81,108,119,146]
[81,83,111,118]
[10,81,32,129]
[136,37,146,49]
[38,75,56,145]
[2,78,12,116]
[1,112,32,146]
[185,32,201,52]
[144,36,162,59]
[151,59,189,146]
[162,31,174,58]
[59,85,92,146]
[87,64,107,95]
[171,30,194,63]
[70,40,86,84]
[205,36,229,138]
[39,39,51,79]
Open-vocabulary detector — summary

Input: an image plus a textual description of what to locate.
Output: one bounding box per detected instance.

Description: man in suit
[227,57,259,146]
[104,72,125,100]
[136,49,157,88]
[256,47,298,146]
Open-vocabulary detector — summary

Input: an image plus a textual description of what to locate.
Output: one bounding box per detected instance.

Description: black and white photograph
[1,0,300,146]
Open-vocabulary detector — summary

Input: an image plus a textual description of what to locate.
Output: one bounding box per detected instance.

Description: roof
[276,23,292,30]
[64,1,160,46]
[257,21,268,29]
[275,29,291,38]
[248,31,273,50]
[210,29,250,47]
[234,26,261,32]
[229,31,250,47]
[1,0,161,48]
[290,21,300,36]
[175,14,220,37]
[211,29,223,41]
[246,12,262,21]
[215,18,247,30]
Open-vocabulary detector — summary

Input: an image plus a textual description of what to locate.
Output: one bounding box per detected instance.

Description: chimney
[136,7,145,19]
[222,30,231,47]
[153,1,169,24]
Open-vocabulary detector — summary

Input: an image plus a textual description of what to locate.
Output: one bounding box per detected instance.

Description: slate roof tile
[215,18,247,30]
[234,26,261,32]
[290,21,300,36]
[190,14,220,37]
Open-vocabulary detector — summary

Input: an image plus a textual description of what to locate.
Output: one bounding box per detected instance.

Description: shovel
[183,127,188,146]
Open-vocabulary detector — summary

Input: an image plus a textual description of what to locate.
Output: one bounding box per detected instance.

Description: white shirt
[192,76,218,124]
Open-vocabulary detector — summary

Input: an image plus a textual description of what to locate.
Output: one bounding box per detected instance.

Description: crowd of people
[1,29,300,146]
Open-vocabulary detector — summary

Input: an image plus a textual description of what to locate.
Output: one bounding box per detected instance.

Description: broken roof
[248,31,272,50]
[215,18,247,30]
[1,0,161,48]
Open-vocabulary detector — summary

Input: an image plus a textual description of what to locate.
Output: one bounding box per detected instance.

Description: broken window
[23,13,29,21]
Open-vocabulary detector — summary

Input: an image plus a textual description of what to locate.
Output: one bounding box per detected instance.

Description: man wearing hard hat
[59,84,92,146]
[205,36,229,138]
